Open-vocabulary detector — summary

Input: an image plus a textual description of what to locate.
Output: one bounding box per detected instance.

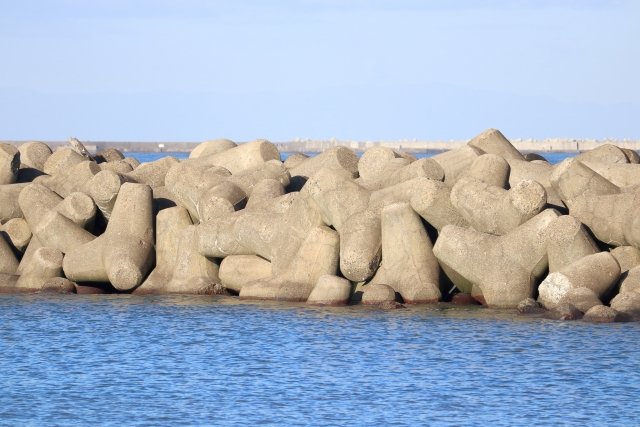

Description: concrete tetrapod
[467,128,525,161]
[433,209,560,307]
[0,143,20,185]
[582,161,640,188]
[18,141,52,171]
[288,146,359,190]
[18,183,95,253]
[463,154,510,188]
[569,192,640,247]
[240,226,340,301]
[14,247,64,292]
[307,275,351,305]
[410,179,468,231]
[245,179,285,210]
[357,146,415,190]
[431,145,484,186]
[219,255,272,293]
[88,169,131,220]
[506,158,565,210]
[0,232,19,274]
[43,148,86,176]
[545,215,600,272]
[189,138,237,159]
[163,225,221,294]
[450,177,547,235]
[537,252,620,309]
[63,183,155,291]
[134,206,191,294]
[0,218,32,253]
[126,156,180,188]
[550,158,620,206]
[377,202,441,303]
[0,183,28,222]
[189,139,281,174]
[44,160,101,198]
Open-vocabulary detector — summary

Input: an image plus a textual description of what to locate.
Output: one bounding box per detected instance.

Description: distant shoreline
[3,138,640,154]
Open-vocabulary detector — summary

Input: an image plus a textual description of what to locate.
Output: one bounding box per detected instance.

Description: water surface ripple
[1,295,638,426]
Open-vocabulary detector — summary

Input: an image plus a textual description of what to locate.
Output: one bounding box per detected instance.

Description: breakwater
[2,137,640,154]
[1,128,640,322]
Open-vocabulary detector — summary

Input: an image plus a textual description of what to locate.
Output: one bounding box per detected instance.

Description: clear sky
[1,0,638,142]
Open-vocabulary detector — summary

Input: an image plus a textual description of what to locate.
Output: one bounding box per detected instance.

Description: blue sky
[1,0,638,142]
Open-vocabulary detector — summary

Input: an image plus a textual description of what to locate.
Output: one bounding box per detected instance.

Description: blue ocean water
[128,151,575,164]
[1,295,639,426]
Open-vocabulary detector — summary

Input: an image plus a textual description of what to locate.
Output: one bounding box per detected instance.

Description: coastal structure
[1,129,640,322]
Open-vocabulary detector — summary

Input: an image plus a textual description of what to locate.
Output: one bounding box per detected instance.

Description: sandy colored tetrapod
[245,179,285,210]
[610,246,640,274]
[464,154,510,188]
[0,232,19,274]
[0,183,28,223]
[582,161,640,188]
[283,152,309,170]
[0,143,20,185]
[0,218,32,253]
[506,158,564,209]
[99,160,134,174]
[88,169,132,220]
[467,128,525,161]
[43,148,86,176]
[307,275,352,305]
[537,252,620,309]
[189,138,237,159]
[18,141,52,171]
[431,145,484,186]
[126,156,180,188]
[410,180,468,231]
[361,283,398,305]
[135,206,192,294]
[558,287,602,313]
[63,183,155,291]
[44,160,101,198]
[56,192,97,229]
[239,226,340,301]
[163,225,221,294]
[575,144,629,164]
[288,146,359,190]
[569,192,640,247]
[197,181,247,222]
[433,209,560,307]
[451,177,546,235]
[225,160,290,196]
[550,158,620,205]
[19,183,96,253]
[95,148,125,163]
[357,146,415,190]
[219,255,273,293]
[545,215,600,272]
[377,202,441,303]
[14,247,64,292]
[189,139,281,174]
[609,292,640,320]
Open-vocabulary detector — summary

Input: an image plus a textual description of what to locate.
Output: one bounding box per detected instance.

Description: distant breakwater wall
[3,138,640,153]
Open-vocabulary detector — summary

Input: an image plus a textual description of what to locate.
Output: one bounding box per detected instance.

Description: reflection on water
[1,294,638,426]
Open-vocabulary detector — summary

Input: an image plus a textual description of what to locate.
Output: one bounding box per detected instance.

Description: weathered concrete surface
[378,203,440,303]
[545,215,600,272]
[307,275,352,305]
[240,226,340,301]
[64,183,155,291]
[219,255,272,293]
[537,252,620,309]
[433,209,559,308]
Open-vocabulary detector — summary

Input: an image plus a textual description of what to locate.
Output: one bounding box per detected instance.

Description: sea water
[1,295,639,426]
[129,151,574,164]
